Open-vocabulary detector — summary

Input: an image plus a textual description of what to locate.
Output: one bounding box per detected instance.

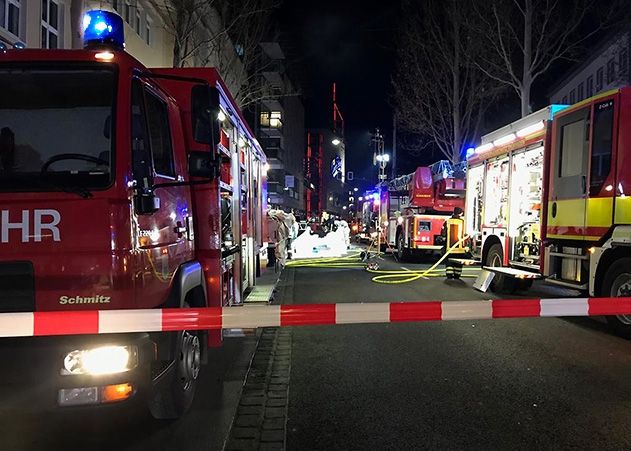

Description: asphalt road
[279,250,631,450]
[0,334,258,451]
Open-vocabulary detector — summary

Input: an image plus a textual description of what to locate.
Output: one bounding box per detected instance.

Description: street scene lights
[331,138,341,146]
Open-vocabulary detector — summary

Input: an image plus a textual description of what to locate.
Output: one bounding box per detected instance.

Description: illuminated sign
[331,156,342,179]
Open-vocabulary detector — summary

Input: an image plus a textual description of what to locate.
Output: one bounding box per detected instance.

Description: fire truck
[381,161,466,260]
[0,11,267,417]
[466,92,631,335]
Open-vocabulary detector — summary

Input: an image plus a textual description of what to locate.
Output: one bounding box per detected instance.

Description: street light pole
[372,128,387,257]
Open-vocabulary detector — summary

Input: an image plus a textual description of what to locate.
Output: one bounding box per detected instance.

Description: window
[124,1,131,23]
[260,111,283,128]
[1,0,20,36]
[41,0,59,49]
[145,90,175,177]
[590,100,614,195]
[562,95,568,104]
[112,0,120,12]
[587,75,594,98]
[620,48,629,78]
[131,80,152,183]
[135,8,141,35]
[559,118,588,177]
[569,89,576,104]
[577,82,584,102]
[597,67,604,91]
[145,16,151,46]
[607,58,616,84]
[0,66,115,190]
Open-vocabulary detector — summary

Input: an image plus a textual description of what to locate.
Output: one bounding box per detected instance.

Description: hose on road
[284,236,479,284]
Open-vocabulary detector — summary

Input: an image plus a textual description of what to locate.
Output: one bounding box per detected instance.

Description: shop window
[590,100,614,195]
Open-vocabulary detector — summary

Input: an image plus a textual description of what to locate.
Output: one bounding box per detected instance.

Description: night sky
[278,0,400,189]
[277,1,621,190]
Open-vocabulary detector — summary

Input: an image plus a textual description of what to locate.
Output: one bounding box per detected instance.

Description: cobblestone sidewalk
[224,327,292,451]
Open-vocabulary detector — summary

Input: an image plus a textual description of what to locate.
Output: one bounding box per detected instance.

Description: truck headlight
[62,345,138,376]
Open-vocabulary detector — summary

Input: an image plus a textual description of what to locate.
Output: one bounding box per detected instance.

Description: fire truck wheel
[149,307,201,419]
[602,258,631,338]
[486,243,514,293]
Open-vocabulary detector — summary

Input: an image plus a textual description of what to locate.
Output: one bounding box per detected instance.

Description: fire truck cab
[0,11,266,418]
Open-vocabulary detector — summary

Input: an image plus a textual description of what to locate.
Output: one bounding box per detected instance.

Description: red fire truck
[0,11,267,417]
[467,93,631,335]
[381,161,466,260]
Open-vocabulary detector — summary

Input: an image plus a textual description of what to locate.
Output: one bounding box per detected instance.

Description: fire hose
[284,235,479,284]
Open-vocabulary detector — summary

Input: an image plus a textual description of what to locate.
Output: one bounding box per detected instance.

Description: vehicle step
[482,266,542,279]
[509,260,540,271]
[544,277,587,290]
[548,251,588,260]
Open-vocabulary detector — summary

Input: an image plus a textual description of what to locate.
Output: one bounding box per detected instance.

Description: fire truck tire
[602,258,631,338]
[148,305,201,419]
[486,243,514,293]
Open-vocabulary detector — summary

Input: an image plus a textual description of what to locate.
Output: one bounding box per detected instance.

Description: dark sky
[278,0,401,189]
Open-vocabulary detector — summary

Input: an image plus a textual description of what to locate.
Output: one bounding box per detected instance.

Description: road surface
[271,251,631,450]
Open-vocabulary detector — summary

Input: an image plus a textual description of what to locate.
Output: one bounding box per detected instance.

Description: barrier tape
[1,297,631,338]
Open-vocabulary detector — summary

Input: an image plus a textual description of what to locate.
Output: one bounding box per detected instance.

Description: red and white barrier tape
[1,297,631,338]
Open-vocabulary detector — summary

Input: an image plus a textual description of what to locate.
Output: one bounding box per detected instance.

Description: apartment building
[549,31,630,104]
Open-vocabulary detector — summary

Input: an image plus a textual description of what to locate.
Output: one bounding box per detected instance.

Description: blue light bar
[83,10,125,50]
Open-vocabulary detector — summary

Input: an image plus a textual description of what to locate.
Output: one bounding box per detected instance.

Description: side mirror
[135,190,160,215]
[189,151,216,179]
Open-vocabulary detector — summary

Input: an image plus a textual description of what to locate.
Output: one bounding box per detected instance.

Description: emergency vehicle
[0,10,267,418]
[467,92,631,335]
[381,161,467,260]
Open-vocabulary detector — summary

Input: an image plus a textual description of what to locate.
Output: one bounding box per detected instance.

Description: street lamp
[332,138,341,146]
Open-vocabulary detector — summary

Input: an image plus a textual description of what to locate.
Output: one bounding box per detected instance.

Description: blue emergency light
[82,10,125,50]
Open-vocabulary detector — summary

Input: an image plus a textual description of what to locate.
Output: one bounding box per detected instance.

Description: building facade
[0,0,246,96]
[549,31,630,105]
[0,0,173,66]
[305,128,346,217]
[254,41,306,214]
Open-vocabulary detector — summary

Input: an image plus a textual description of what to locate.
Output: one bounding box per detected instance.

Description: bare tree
[149,0,279,106]
[392,0,503,163]
[475,0,623,117]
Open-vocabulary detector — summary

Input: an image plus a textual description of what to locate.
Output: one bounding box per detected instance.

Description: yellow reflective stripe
[614,196,631,224]
[547,234,602,241]
[547,197,613,228]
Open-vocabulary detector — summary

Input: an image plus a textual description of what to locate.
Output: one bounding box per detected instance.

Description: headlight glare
[63,345,137,375]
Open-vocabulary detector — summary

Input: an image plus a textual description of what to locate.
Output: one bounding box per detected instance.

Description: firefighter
[443,207,464,280]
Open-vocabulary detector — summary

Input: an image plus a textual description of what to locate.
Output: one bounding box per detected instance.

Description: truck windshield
[0,65,115,192]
